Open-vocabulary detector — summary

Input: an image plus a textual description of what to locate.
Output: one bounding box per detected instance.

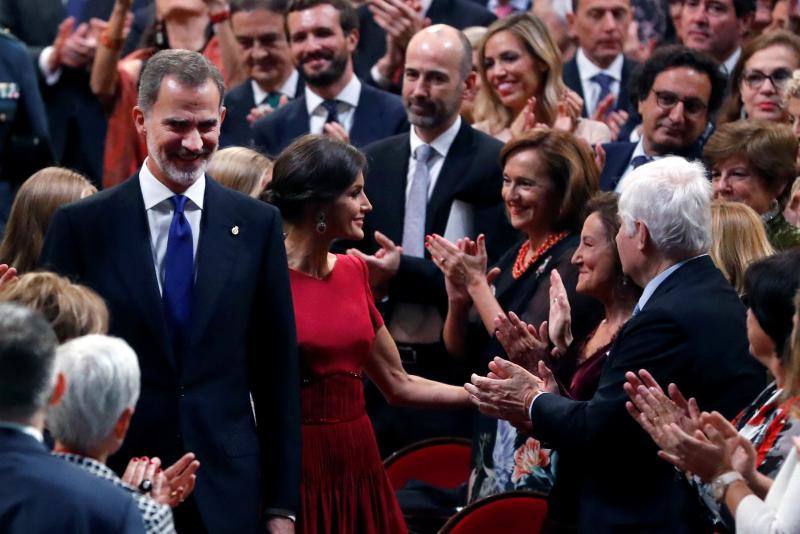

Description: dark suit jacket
[562,54,637,118]
[0,427,145,533]
[353,0,496,86]
[529,256,764,532]
[220,74,305,149]
[598,140,705,191]
[251,80,408,157]
[39,175,300,533]
[359,121,516,310]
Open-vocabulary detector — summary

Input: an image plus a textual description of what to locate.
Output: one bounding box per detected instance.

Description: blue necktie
[630,155,652,169]
[163,195,194,351]
[591,72,615,115]
[322,100,339,124]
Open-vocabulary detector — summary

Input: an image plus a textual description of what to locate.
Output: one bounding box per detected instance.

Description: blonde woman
[472,13,611,144]
[208,146,273,198]
[710,200,775,295]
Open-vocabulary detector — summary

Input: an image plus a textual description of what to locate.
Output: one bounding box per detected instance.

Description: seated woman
[426,129,603,500]
[0,167,95,274]
[626,249,800,532]
[264,134,471,534]
[710,200,775,295]
[471,13,611,145]
[704,119,800,249]
[208,146,272,197]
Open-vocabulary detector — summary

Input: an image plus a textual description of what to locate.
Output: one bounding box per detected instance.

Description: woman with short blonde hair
[208,147,273,198]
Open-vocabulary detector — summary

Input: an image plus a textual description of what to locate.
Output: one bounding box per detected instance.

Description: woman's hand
[493,311,548,371]
[548,270,572,354]
[657,412,739,483]
[537,360,559,395]
[122,453,199,507]
[510,97,545,138]
[552,90,582,133]
[426,233,489,290]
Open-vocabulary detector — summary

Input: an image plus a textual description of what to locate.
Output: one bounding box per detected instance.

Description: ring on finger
[139,479,153,493]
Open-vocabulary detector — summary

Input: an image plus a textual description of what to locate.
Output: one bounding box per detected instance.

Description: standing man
[349,25,514,454]
[599,45,726,191]
[680,0,754,75]
[220,0,304,148]
[251,0,407,157]
[41,50,300,534]
[563,0,637,121]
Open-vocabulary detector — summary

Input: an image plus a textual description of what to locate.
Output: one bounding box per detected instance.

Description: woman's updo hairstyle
[263,134,367,223]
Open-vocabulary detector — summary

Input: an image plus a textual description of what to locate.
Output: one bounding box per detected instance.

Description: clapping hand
[122,453,200,507]
[493,311,548,370]
[348,231,402,298]
[547,270,572,355]
[552,90,582,133]
[465,357,543,427]
[0,264,18,289]
[247,95,289,125]
[426,233,492,290]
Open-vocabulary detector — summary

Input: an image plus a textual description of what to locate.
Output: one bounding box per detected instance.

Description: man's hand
[464,357,542,426]
[55,20,98,69]
[323,121,350,144]
[266,516,294,534]
[247,96,289,125]
[347,231,402,298]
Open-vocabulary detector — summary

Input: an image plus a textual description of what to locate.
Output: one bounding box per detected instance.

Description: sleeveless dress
[289,254,407,534]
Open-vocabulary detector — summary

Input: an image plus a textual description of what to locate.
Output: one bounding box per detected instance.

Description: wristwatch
[711,470,744,501]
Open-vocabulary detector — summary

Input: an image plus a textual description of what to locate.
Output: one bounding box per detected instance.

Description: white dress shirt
[251,69,300,106]
[576,49,624,117]
[405,116,462,201]
[139,160,205,295]
[722,47,742,78]
[616,139,666,192]
[305,75,361,135]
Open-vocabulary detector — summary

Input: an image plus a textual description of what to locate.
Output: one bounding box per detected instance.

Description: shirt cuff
[264,509,296,523]
[38,46,63,85]
[528,391,547,420]
[370,63,392,89]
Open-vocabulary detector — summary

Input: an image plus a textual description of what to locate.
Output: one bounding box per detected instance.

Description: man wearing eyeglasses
[599,45,727,191]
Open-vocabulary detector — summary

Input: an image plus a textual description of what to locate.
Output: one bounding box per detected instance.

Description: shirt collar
[139,158,206,211]
[54,452,121,481]
[722,47,742,77]
[251,69,299,105]
[305,75,361,115]
[409,116,462,159]
[636,254,706,312]
[419,0,433,14]
[0,421,44,443]
[576,48,624,82]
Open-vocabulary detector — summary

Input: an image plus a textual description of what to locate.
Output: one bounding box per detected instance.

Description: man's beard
[298,50,349,88]
[404,94,461,130]
[147,135,211,187]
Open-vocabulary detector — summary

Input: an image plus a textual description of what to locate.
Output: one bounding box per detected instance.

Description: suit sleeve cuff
[528,391,548,420]
[38,46,62,85]
[264,509,296,522]
[370,63,393,89]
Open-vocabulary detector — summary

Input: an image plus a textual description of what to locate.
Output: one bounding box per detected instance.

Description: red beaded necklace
[512,231,569,279]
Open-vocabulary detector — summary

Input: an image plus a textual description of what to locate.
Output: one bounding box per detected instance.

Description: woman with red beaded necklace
[426,128,604,500]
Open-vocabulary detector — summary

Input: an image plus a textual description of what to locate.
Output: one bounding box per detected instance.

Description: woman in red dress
[264,135,472,534]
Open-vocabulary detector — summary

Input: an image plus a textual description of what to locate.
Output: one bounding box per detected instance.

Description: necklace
[512,231,569,279]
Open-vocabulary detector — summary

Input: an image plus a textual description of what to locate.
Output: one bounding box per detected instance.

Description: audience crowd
[2,0,800,532]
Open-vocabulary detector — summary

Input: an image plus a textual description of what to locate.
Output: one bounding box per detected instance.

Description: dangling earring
[315,212,327,234]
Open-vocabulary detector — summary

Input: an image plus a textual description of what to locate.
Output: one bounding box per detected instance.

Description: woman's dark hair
[743,248,800,365]
[263,134,366,223]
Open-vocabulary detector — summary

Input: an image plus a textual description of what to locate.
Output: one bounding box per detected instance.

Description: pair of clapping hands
[122,452,200,507]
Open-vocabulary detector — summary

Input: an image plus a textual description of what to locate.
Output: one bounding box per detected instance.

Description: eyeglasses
[652,90,708,116]
[741,68,793,90]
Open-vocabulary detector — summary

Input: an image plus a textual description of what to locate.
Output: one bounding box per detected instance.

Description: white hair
[618,157,712,260]
[47,335,141,454]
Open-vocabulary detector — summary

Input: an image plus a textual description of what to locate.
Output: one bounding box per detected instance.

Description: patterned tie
[261,92,282,108]
[162,195,194,352]
[403,145,435,258]
[591,72,615,115]
[630,155,652,169]
[321,100,339,124]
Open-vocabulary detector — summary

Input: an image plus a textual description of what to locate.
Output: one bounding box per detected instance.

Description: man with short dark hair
[0,303,145,534]
[680,0,755,75]
[221,0,304,148]
[599,45,726,190]
[251,0,407,156]
[41,49,300,534]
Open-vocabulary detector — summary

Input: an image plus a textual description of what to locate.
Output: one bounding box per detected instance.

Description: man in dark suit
[0,0,115,186]
[466,157,764,532]
[599,45,725,191]
[0,303,145,534]
[680,0,754,76]
[348,25,514,455]
[40,50,300,534]
[221,0,304,148]
[251,0,407,157]
[563,0,636,121]
[355,0,495,93]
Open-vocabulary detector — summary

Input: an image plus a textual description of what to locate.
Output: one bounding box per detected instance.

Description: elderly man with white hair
[49,335,197,534]
[466,157,764,532]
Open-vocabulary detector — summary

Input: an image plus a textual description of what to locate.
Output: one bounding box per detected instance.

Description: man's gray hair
[137,49,226,112]
[619,156,712,260]
[0,303,58,420]
[47,335,141,455]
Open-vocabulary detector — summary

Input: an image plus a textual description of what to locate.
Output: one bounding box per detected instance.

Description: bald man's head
[407,24,473,81]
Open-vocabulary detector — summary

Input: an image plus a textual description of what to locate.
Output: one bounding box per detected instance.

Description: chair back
[383,437,472,491]
[439,491,549,534]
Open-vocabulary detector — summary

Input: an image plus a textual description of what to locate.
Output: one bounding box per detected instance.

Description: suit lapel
[427,122,472,233]
[366,138,410,245]
[563,59,587,117]
[600,143,636,190]
[618,58,635,112]
[350,85,382,147]
[283,98,311,145]
[110,178,175,369]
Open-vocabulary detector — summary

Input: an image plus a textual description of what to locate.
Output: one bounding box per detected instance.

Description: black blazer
[354,0,496,86]
[598,140,706,191]
[562,55,638,118]
[220,74,305,149]
[530,256,764,532]
[0,428,145,533]
[251,81,408,157]
[359,121,516,309]
[39,175,300,533]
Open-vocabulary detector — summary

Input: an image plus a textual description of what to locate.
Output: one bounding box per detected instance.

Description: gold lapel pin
[231,226,239,236]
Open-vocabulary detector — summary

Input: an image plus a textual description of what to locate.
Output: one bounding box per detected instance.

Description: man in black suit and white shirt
[466,157,764,532]
[41,50,300,534]
[251,0,407,156]
[349,25,514,453]
[221,0,304,148]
